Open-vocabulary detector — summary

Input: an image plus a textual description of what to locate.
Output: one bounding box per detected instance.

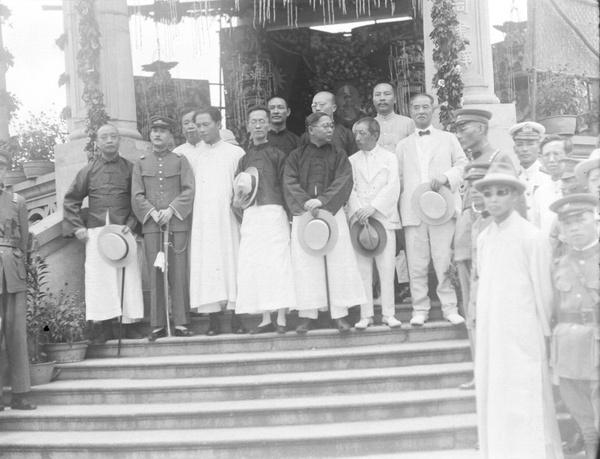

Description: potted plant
[43,288,90,363]
[1,138,27,186]
[25,255,57,385]
[9,112,67,179]
[535,66,588,135]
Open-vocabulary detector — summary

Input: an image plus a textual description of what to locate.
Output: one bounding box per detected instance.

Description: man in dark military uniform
[132,116,195,341]
[0,149,36,411]
[550,193,599,459]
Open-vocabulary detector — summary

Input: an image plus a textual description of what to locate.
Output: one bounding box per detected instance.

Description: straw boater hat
[508,121,545,141]
[297,209,339,256]
[350,218,387,258]
[233,167,259,209]
[574,148,600,184]
[549,193,599,221]
[473,161,526,193]
[411,183,455,226]
[97,225,137,268]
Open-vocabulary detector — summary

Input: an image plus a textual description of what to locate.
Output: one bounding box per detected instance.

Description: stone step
[0,413,478,459]
[0,388,475,431]
[86,321,468,358]
[58,339,471,380]
[345,450,479,459]
[6,362,473,406]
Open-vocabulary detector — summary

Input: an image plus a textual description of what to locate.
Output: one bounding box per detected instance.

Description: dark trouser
[560,377,600,447]
[0,285,31,397]
[456,260,475,359]
[144,231,190,328]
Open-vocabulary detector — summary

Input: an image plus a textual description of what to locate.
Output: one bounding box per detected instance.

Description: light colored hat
[508,121,545,141]
[350,218,387,258]
[574,149,600,184]
[297,209,339,256]
[473,161,526,193]
[220,129,239,146]
[411,183,456,225]
[97,225,137,268]
[233,167,259,209]
[550,193,598,221]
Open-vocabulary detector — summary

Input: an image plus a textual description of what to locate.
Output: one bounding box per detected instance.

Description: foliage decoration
[0,89,20,123]
[26,256,50,364]
[0,47,14,68]
[43,288,88,344]
[536,66,588,118]
[430,0,468,129]
[7,112,67,170]
[58,73,70,88]
[0,4,11,24]
[55,32,68,51]
[75,0,110,156]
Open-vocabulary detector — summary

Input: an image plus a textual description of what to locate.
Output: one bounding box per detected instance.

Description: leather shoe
[333,318,351,333]
[355,317,373,330]
[250,323,275,335]
[124,325,145,340]
[174,328,194,337]
[410,315,427,326]
[231,318,247,335]
[147,328,166,342]
[207,314,221,336]
[277,325,287,334]
[10,399,37,410]
[295,318,314,334]
[458,379,475,390]
[562,432,584,454]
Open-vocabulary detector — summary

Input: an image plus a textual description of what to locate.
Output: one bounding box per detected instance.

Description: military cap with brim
[297,209,339,256]
[473,161,526,193]
[464,162,491,181]
[233,167,259,210]
[97,225,137,268]
[149,115,177,133]
[454,108,492,125]
[350,218,387,258]
[550,193,598,221]
[574,149,600,184]
[508,121,545,140]
[411,183,456,226]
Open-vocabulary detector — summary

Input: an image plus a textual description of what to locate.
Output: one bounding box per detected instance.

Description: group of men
[0,81,597,458]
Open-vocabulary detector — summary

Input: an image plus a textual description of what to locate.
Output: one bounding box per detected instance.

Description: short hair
[194,106,221,123]
[373,82,397,99]
[540,134,573,156]
[409,93,435,106]
[306,112,331,130]
[267,96,288,109]
[97,123,119,135]
[354,117,380,136]
[180,107,197,120]
[247,105,269,119]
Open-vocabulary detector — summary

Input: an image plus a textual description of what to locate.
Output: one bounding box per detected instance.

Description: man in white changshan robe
[189,106,247,335]
[473,161,563,459]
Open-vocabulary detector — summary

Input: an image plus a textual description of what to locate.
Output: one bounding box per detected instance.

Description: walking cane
[162,223,172,337]
[323,255,333,327]
[117,266,126,356]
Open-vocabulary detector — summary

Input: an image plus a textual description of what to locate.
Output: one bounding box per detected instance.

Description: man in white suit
[348,117,402,329]
[395,94,468,326]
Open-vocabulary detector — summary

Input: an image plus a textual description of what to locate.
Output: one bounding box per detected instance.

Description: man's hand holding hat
[355,205,375,224]
[304,199,323,218]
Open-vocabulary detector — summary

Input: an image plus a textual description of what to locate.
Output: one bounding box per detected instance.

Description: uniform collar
[376,112,397,121]
[100,153,120,163]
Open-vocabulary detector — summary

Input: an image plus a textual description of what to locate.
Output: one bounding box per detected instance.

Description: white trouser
[299,306,348,320]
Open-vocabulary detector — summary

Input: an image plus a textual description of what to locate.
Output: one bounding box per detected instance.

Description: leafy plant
[43,288,88,344]
[26,255,50,364]
[7,112,67,170]
[536,67,588,118]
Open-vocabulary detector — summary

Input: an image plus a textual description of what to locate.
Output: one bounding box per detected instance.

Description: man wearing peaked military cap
[0,148,37,410]
[148,115,177,133]
[474,160,563,457]
[550,193,599,459]
[509,121,551,223]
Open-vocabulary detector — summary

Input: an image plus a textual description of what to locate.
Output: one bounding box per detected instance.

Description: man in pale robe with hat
[233,106,295,334]
[284,112,366,333]
[348,117,402,329]
[473,161,563,459]
[395,94,468,326]
[63,124,144,343]
[189,106,247,335]
[575,148,600,197]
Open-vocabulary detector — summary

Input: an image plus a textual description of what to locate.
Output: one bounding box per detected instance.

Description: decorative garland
[75,0,110,156]
[0,5,19,125]
[430,0,467,130]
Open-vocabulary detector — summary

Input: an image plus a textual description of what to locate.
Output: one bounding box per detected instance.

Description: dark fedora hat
[350,218,387,258]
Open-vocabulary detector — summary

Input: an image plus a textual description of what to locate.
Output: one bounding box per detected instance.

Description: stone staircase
[0,302,482,458]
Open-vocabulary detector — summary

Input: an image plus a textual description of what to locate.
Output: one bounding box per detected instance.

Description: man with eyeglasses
[266,97,300,156]
[284,112,366,334]
[395,93,468,327]
[188,106,247,336]
[300,91,358,156]
[233,106,295,334]
[533,135,572,236]
[473,161,563,458]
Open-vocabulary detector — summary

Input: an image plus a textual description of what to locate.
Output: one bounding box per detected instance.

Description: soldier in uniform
[132,116,195,341]
[550,193,599,459]
[0,149,36,410]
